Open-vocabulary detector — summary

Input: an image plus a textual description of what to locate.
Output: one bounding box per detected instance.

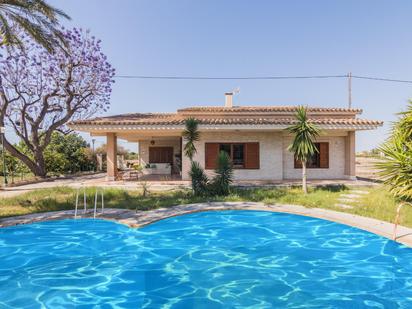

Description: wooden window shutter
[294,157,303,168]
[205,143,219,169]
[319,142,329,168]
[245,143,260,169]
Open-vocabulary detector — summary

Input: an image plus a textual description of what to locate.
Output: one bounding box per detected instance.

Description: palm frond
[376,118,412,201]
[286,106,321,162]
[0,0,70,52]
[183,118,200,161]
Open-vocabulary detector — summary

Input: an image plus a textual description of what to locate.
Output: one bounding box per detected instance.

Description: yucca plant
[209,151,233,196]
[0,0,70,52]
[182,117,200,162]
[189,161,209,196]
[286,106,321,194]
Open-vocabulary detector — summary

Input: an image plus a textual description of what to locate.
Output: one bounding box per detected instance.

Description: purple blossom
[0,27,115,130]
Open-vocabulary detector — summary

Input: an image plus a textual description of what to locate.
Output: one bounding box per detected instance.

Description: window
[294,142,329,169]
[232,144,245,168]
[217,143,245,168]
[306,150,320,168]
[219,144,231,157]
[205,143,259,169]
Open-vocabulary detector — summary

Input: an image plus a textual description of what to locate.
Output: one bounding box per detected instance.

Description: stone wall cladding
[282,136,346,179]
[182,132,347,181]
[182,131,284,180]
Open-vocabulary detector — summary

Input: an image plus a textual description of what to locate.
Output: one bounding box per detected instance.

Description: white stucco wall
[182,131,284,181]
[139,138,181,168]
[282,136,346,179]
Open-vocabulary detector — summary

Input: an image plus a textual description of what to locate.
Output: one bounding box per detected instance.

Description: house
[68,93,383,181]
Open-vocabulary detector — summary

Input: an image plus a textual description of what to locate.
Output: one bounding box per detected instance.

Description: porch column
[344,131,356,179]
[106,133,118,181]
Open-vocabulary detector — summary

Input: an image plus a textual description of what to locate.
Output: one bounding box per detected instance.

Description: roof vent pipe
[225,92,233,108]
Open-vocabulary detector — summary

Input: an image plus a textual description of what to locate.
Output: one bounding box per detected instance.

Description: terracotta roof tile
[177,106,363,113]
[70,113,382,127]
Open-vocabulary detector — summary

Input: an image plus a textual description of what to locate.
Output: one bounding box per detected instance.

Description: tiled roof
[178,106,363,114]
[71,113,181,125]
[69,105,382,130]
[70,113,382,126]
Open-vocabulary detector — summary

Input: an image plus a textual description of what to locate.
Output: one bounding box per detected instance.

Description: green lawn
[0,185,406,227]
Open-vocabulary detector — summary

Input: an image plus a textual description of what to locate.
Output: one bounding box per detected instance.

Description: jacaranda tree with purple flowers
[0,28,115,177]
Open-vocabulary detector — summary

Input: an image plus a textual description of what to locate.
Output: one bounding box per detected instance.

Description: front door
[149,147,173,164]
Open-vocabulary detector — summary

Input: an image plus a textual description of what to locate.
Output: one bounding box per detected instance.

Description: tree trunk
[32,164,47,178]
[2,139,47,178]
[34,150,47,178]
[0,76,47,178]
[302,161,307,194]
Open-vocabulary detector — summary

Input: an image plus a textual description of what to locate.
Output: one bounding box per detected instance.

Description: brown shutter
[319,142,329,168]
[294,158,303,168]
[245,143,260,169]
[205,143,219,169]
[149,147,173,163]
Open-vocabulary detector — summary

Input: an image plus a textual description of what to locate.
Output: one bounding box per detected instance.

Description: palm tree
[0,0,70,52]
[183,118,208,196]
[182,117,200,162]
[376,101,412,239]
[286,106,321,194]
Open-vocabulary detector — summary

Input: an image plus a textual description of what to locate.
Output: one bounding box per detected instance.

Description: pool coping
[1,202,411,247]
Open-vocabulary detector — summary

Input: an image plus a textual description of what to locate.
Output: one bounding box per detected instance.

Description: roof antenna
[232,87,240,107]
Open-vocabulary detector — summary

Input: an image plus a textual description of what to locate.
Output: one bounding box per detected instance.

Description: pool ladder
[74,188,104,219]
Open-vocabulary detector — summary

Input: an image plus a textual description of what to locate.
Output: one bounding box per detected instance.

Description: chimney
[225,92,233,108]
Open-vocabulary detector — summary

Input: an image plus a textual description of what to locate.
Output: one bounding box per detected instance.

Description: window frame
[217,143,245,169]
[205,142,260,170]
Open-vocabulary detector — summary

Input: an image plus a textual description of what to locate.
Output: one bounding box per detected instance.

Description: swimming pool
[0,210,411,308]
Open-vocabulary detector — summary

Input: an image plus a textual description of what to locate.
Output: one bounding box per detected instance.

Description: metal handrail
[393,202,411,240]
[74,187,104,219]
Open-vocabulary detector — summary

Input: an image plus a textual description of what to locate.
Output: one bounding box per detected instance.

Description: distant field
[356,156,383,181]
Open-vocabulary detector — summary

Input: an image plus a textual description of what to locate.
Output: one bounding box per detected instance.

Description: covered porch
[103,131,183,181]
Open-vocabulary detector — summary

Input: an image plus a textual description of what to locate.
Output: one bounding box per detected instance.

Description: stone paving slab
[337,197,355,202]
[350,190,370,195]
[334,203,354,209]
[1,202,411,247]
[337,198,358,204]
[339,194,362,199]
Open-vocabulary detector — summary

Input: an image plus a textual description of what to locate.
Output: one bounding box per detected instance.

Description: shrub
[209,151,233,196]
[141,182,150,197]
[189,161,209,196]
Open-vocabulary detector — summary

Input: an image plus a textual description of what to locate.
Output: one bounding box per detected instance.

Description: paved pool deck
[0,202,411,248]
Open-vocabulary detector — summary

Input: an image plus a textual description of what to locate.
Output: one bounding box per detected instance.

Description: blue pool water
[0,211,411,308]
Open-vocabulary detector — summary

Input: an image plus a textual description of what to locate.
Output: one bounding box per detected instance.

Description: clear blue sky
[49,0,412,151]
